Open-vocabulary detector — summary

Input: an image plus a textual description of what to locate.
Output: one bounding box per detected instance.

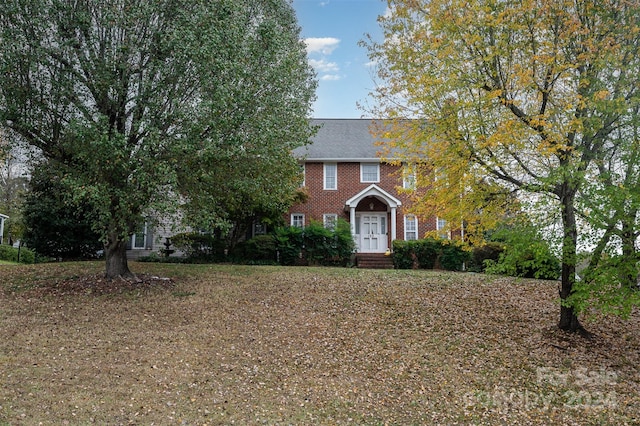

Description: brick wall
[288,161,440,243]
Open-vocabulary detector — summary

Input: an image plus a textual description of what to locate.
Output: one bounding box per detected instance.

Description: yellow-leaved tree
[364,0,640,333]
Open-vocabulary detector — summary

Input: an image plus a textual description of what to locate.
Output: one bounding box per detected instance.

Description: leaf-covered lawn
[1,262,638,425]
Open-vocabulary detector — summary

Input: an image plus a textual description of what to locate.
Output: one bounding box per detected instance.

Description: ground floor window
[253,222,267,236]
[132,222,148,249]
[404,215,418,240]
[291,213,305,228]
[437,217,449,239]
[323,214,338,230]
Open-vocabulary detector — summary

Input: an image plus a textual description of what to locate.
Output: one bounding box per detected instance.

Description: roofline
[297,157,381,162]
[345,184,402,208]
[296,157,403,163]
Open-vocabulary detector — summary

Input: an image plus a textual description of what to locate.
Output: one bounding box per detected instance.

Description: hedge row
[392,238,469,271]
[151,219,356,266]
[0,245,36,264]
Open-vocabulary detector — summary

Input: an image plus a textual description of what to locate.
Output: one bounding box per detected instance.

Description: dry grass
[1,262,638,425]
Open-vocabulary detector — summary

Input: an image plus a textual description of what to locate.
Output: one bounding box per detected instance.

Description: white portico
[345,184,402,253]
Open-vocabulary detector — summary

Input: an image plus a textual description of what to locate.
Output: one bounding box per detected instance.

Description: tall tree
[0,0,316,279]
[365,0,640,332]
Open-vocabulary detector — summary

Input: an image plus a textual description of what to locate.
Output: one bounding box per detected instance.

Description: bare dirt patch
[0,262,638,425]
[24,273,176,297]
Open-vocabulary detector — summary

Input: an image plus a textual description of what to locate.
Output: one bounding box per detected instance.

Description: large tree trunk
[104,236,134,280]
[557,188,584,333]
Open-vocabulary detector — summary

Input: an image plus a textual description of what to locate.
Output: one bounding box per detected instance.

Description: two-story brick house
[127,118,447,261]
[289,119,443,256]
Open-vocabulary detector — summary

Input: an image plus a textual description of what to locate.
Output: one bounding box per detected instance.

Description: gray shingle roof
[293,119,382,161]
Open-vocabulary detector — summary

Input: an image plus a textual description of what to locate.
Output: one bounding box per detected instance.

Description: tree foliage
[365,0,640,331]
[0,131,28,243]
[22,162,103,260]
[0,0,316,279]
[484,221,561,280]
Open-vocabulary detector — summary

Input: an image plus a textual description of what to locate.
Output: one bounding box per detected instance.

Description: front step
[356,253,395,269]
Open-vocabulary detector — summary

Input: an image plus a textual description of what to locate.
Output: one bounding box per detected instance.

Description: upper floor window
[324,162,337,190]
[403,163,416,190]
[360,162,380,183]
[291,213,305,228]
[300,163,306,187]
[404,215,418,241]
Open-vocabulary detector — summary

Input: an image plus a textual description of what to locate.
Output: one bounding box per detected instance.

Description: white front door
[358,214,387,253]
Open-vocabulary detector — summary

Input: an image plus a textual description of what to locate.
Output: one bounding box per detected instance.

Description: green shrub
[414,238,441,269]
[0,245,35,264]
[439,242,470,271]
[484,224,560,280]
[468,242,504,272]
[170,232,226,262]
[392,238,468,271]
[273,219,355,266]
[274,225,303,265]
[237,234,277,263]
[392,240,416,269]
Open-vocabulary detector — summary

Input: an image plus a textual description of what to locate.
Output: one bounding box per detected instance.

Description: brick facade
[288,160,439,252]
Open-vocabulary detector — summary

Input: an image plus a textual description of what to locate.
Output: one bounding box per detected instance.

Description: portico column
[390,206,397,243]
[349,206,356,236]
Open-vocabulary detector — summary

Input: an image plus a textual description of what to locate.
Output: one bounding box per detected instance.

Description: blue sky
[292,0,388,118]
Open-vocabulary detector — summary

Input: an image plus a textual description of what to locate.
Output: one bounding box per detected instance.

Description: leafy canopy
[365,0,640,324]
[0,0,316,278]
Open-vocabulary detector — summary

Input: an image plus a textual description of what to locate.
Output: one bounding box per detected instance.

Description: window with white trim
[324,163,337,190]
[360,162,380,183]
[437,217,449,239]
[132,222,148,249]
[291,213,305,228]
[323,214,338,230]
[300,163,306,187]
[404,215,418,241]
[403,163,416,189]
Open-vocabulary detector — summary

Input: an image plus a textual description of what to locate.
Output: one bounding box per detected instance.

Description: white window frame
[323,214,338,230]
[437,217,450,239]
[404,215,418,241]
[291,213,305,228]
[360,162,380,183]
[132,222,148,249]
[403,163,416,190]
[300,163,306,187]
[324,162,337,190]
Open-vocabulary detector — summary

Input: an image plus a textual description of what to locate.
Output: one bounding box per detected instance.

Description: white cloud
[304,37,340,55]
[309,58,339,73]
[321,74,342,81]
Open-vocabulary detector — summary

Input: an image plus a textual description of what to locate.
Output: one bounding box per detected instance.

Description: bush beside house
[392,238,469,271]
[155,219,356,266]
[483,224,561,280]
[274,219,355,266]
